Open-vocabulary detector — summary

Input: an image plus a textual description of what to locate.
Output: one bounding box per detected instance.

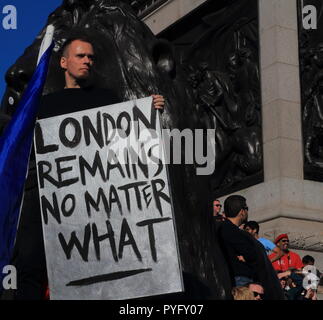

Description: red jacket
[269,250,303,272]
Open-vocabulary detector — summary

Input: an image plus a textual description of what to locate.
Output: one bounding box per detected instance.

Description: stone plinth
[220,0,323,272]
[143,0,323,272]
[143,0,207,34]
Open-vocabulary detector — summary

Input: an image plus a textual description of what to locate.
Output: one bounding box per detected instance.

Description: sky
[0,0,62,99]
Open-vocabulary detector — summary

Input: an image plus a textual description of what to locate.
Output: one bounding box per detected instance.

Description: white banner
[35,97,183,300]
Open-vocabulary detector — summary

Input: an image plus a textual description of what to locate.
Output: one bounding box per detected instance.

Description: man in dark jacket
[217,194,285,299]
[218,195,258,286]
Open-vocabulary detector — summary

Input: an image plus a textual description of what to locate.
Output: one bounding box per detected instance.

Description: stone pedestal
[143,0,207,34]
[219,0,323,271]
[143,0,323,271]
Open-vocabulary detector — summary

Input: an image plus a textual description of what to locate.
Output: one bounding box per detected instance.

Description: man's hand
[152,94,165,110]
[237,255,246,263]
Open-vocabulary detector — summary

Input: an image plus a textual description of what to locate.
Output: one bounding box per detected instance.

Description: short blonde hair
[232,286,255,300]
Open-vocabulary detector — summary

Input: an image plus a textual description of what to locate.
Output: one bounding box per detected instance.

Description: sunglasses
[242,206,249,211]
[253,291,264,299]
[281,240,289,243]
[214,204,222,208]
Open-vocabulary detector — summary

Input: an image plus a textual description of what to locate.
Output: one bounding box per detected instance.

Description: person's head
[231,286,255,300]
[302,255,315,266]
[223,195,248,226]
[60,35,95,88]
[248,283,265,300]
[243,220,259,237]
[274,234,290,252]
[280,277,287,289]
[213,199,222,216]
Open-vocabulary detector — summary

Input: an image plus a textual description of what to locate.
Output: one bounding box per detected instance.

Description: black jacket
[216,219,285,300]
[218,219,258,280]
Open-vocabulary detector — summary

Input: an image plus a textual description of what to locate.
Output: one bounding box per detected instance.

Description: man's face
[240,204,249,224]
[245,226,257,237]
[213,200,222,216]
[60,40,95,81]
[277,237,289,251]
[249,284,264,300]
[280,278,287,289]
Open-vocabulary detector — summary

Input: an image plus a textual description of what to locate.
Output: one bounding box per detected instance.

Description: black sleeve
[221,224,258,265]
[0,109,11,136]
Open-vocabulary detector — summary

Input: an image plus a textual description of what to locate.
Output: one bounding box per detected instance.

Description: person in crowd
[213,199,226,222]
[302,255,322,279]
[268,234,303,272]
[279,276,287,290]
[277,272,289,299]
[302,255,315,267]
[243,221,279,254]
[285,273,304,300]
[213,199,222,216]
[284,272,318,300]
[302,288,318,300]
[247,282,265,301]
[231,286,255,300]
[218,195,259,286]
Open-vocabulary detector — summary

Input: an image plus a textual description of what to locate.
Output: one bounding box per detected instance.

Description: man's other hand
[237,255,246,263]
[152,94,165,110]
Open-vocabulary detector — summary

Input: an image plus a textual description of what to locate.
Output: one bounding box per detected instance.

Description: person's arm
[225,229,259,266]
[271,246,280,254]
[264,239,279,255]
[269,248,284,263]
[277,270,291,279]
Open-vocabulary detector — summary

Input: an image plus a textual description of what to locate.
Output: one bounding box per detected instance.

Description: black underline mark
[66,268,152,287]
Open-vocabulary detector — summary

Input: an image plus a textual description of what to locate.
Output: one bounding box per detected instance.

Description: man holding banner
[39,34,165,118]
[6,31,166,300]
